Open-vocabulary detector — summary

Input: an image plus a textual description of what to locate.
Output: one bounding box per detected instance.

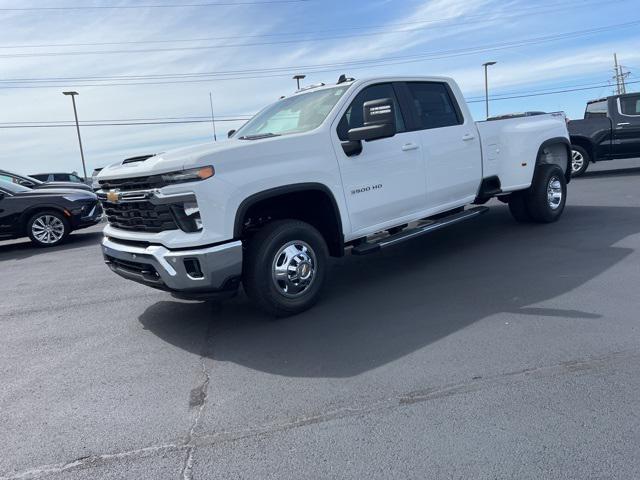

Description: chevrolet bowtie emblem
[106,191,120,203]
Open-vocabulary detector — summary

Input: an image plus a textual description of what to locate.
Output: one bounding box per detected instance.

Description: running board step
[351,206,489,255]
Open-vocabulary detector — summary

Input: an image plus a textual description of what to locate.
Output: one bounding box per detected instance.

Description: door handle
[462,133,476,141]
[401,143,419,151]
[617,122,630,126]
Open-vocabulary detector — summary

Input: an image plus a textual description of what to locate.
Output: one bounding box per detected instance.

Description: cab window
[585,100,607,119]
[337,83,405,141]
[405,82,462,130]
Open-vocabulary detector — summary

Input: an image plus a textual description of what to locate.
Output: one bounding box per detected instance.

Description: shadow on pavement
[139,205,639,378]
[0,230,103,262]
[580,166,640,179]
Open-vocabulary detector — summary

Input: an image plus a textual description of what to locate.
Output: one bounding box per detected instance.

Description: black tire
[508,192,533,222]
[26,210,70,247]
[570,145,590,177]
[525,164,567,223]
[243,219,329,317]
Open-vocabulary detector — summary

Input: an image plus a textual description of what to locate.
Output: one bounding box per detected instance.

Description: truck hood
[97,133,318,181]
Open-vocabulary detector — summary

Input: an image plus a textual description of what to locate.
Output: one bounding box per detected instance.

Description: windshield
[0,178,31,193]
[235,86,350,139]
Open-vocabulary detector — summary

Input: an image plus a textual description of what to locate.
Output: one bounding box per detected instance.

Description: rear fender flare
[536,137,572,184]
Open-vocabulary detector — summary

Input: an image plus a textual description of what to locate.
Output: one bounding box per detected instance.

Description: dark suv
[0,179,102,247]
[0,169,93,192]
[30,172,88,184]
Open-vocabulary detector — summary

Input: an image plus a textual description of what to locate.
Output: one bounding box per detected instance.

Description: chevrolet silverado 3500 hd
[98,76,571,316]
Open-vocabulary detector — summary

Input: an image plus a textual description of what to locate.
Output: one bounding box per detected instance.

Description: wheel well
[536,139,571,183]
[235,186,344,257]
[19,207,66,233]
[570,137,595,162]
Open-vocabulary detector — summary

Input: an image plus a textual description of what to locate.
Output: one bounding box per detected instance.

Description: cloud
[0,0,636,173]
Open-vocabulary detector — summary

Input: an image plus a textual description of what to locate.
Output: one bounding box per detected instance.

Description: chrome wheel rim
[571,150,584,173]
[271,240,316,298]
[32,215,65,244]
[547,176,563,210]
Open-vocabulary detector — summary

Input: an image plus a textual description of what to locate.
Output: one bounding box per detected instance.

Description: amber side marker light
[197,166,215,179]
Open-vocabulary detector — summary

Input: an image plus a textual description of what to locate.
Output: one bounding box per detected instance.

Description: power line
[0,0,620,50]
[0,115,252,124]
[466,79,640,103]
[1,22,638,89]
[465,77,615,101]
[0,0,311,11]
[1,17,637,59]
[2,79,638,129]
[0,119,250,128]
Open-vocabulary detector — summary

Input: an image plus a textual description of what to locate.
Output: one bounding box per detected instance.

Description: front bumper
[102,236,242,296]
[73,203,104,229]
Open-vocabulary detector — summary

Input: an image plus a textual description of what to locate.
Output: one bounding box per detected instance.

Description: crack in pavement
[0,444,185,480]
[180,318,214,480]
[1,349,636,480]
[180,357,211,480]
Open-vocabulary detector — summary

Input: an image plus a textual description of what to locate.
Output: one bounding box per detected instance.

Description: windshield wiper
[237,132,281,140]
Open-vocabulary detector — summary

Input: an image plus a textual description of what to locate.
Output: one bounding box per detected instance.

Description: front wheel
[243,220,329,317]
[27,211,70,247]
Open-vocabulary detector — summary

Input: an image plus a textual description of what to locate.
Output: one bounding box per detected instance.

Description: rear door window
[619,95,640,116]
[405,82,463,130]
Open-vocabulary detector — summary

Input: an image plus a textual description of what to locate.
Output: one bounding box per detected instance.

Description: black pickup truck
[568,92,640,176]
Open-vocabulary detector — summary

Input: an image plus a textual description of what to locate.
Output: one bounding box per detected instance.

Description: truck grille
[103,200,178,232]
[99,174,166,191]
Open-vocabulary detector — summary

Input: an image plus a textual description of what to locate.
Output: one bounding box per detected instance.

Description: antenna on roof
[337,74,355,84]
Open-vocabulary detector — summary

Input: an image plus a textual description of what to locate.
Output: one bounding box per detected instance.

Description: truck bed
[476,112,568,192]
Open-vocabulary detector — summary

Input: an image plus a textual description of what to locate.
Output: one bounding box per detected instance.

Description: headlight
[161,166,214,185]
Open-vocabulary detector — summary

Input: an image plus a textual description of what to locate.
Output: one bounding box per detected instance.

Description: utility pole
[482,61,497,119]
[62,91,88,180]
[209,92,217,142]
[613,53,629,95]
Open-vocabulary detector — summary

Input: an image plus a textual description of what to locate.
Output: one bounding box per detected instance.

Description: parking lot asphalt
[1,159,640,480]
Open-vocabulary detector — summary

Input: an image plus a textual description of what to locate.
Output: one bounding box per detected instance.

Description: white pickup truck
[98,75,571,316]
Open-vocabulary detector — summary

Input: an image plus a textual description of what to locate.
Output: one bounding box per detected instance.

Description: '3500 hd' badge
[351,184,382,195]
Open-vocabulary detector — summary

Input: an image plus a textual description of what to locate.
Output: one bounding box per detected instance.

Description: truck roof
[287,75,455,98]
[587,92,638,104]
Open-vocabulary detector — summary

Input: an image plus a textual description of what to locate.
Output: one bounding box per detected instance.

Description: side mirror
[227,129,236,138]
[0,192,5,200]
[348,98,397,142]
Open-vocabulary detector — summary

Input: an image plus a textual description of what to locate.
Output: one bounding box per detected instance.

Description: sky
[0,0,639,176]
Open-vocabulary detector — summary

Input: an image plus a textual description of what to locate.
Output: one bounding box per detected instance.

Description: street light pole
[62,91,87,180]
[482,61,497,120]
